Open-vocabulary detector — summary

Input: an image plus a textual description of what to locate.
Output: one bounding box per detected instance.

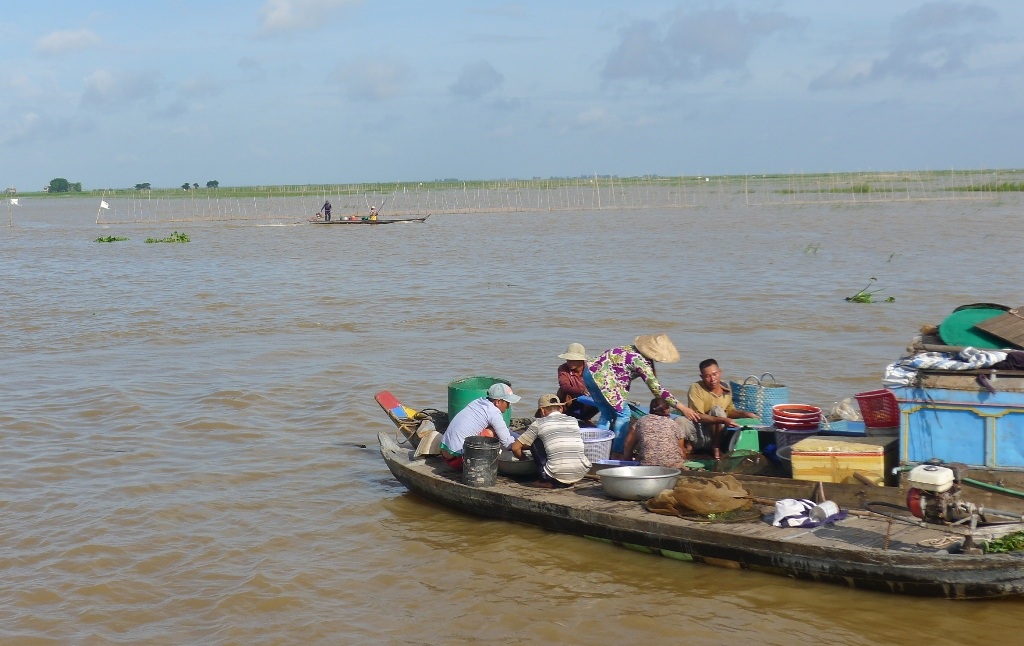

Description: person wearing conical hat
[582,334,700,458]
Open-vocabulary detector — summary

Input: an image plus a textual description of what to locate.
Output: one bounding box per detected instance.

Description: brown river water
[2,191,1023,644]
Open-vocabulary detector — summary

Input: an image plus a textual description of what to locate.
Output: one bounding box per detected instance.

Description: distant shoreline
[12,168,1024,200]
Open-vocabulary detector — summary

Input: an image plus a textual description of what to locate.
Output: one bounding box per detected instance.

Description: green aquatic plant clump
[845,277,895,303]
[985,531,1024,553]
[145,231,190,243]
[94,236,129,242]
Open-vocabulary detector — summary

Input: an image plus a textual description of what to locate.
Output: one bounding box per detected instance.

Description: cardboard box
[791,436,898,486]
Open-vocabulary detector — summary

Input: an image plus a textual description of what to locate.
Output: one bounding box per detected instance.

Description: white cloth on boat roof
[882,347,1008,387]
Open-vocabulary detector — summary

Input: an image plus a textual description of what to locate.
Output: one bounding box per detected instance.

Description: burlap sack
[647,475,751,516]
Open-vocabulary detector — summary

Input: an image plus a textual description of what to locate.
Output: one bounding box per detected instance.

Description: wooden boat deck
[380,432,1024,598]
[400,450,957,554]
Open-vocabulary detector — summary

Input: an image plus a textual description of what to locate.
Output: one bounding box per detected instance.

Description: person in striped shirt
[511,394,592,488]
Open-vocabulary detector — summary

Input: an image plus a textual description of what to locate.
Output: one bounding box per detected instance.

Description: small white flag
[100,200,110,209]
[9,198,18,205]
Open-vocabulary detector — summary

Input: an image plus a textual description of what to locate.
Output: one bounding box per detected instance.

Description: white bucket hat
[634,334,680,363]
[558,343,587,361]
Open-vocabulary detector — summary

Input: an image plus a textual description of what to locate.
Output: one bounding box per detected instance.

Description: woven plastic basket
[580,429,615,462]
[854,389,900,428]
[731,373,789,426]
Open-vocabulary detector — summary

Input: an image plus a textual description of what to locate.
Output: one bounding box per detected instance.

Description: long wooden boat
[308,215,429,225]
[378,430,1024,599]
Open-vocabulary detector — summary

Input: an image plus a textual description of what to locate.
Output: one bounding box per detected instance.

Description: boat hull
[309,215,429,225]
[379,432,1024,599]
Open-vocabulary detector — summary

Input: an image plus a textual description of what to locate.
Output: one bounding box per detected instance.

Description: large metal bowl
[599,466,681,500]
[497,449,538,476]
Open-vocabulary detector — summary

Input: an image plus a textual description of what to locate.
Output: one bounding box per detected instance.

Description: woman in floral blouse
[583,333,701,457]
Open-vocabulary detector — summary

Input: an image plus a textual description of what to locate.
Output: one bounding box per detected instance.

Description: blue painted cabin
[891,374,1024,470]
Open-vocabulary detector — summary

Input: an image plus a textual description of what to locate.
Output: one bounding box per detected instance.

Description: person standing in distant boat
[322,200,332,222]
[368,205,378,221]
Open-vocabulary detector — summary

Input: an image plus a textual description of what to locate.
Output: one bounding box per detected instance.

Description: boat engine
[905,462,976,524]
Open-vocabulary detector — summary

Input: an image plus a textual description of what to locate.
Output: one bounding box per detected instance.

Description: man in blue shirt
[440,383,520,470]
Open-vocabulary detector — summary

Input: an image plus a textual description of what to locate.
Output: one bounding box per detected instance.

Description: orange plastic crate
[854,389,900,428]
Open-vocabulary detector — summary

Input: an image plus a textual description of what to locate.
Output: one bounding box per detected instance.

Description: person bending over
[439,383,520,470]
[511,394,591,488]
[583,333,700,458]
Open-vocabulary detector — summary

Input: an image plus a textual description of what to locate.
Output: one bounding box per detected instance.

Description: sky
[2,1,1023,190]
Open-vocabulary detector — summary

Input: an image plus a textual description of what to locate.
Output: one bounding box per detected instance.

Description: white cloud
[575,107,614,128]
[238,57,267,83]
[179,76,224,99]
[258,0,360,35]
[333,61,411,101]
[2,111,90,146]
[449,61,504,99]
[603,7,801,84]
[36,28,102,56]
[1,73,52,101]
[811,1,999,90]
[80,69,161,109]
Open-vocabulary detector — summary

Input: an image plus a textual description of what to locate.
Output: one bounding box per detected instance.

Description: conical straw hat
[633,334,680,363]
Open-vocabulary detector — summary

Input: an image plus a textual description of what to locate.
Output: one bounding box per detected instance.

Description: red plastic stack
[772,404,822,431]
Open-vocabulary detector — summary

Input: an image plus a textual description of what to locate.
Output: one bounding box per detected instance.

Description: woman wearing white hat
[582,334,701,458]
[556,343,599,423]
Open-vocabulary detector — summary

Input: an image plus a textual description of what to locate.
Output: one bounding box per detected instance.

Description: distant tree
[70,182,82,192]
[206,180,219,188]
[48,177,71,193]
[193,182,199,189]
[182,183,191,191]
[135,183,151,190]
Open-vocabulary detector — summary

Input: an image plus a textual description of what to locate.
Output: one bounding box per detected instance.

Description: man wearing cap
[556,343,599,423]
[583,333,701,458]
[510,395,591,488]
[439,383,520,471]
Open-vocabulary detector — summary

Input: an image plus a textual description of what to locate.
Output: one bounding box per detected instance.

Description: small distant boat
[308,215,430,225]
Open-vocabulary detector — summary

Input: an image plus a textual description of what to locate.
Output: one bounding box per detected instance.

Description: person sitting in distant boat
[439,383,520,471]
[322,200,332,222]
[687,358,757,459]
[368,205,378,221]
[622,397,696,468]
[555,343,598,425]
[510,394,591,488]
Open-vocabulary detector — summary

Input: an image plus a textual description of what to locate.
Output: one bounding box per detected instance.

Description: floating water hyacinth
[845,277,895,303]
[145,231,190,243]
